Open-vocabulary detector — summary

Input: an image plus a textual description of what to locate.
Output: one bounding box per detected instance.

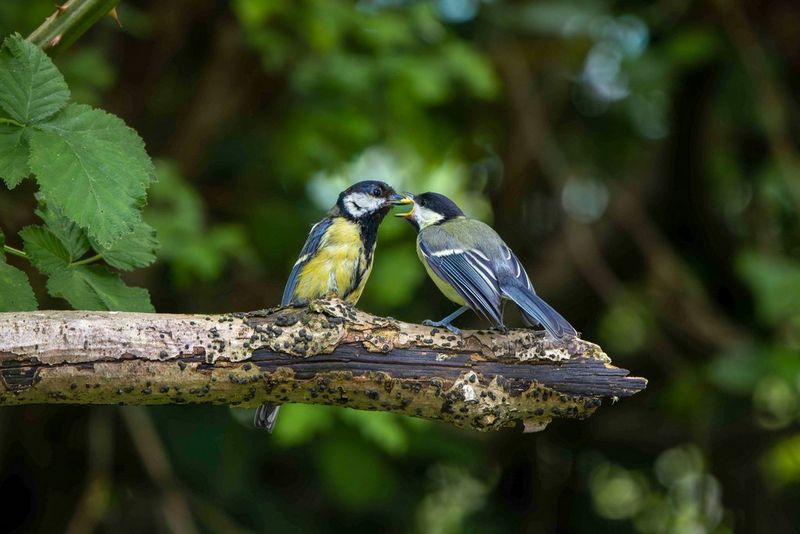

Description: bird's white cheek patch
[344,192,384,217]
[412,206,444,228]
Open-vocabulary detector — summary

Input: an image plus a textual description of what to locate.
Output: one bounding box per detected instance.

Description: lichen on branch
[0,299,646,432]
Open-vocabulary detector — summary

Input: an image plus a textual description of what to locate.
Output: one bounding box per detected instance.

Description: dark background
[1,0,799,532]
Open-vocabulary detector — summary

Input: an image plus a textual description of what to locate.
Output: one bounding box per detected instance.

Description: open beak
[391,192,416,217]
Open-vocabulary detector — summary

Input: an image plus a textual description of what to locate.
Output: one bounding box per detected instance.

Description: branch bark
[0,299,646,432]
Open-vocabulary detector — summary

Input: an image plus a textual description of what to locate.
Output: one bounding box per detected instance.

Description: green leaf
[35,197,90,261]
[29,104,156,247]
[0,227,36,311]
[0,34,69,124]
[0,124,29,188]
[92,221,159,271]
[20,225,153,312]
[0,227,37,311]
[0,258,37,311]
[19,224,70,275]
[47,265,154,312]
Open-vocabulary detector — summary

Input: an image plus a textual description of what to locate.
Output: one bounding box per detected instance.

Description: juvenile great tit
[394,192,577,339]
[255,180,403,432]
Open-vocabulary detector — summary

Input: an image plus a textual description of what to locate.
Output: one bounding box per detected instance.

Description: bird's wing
[500,244,534,291]
[497,244,577,339]
[282,218,333,306]
[418,230,503,325]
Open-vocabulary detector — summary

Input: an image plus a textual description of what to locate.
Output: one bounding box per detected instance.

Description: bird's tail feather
[501,284,577,339]
[254,403,281,433]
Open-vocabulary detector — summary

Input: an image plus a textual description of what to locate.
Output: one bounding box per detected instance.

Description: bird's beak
[391,192,416,217]
[388,193,413,205]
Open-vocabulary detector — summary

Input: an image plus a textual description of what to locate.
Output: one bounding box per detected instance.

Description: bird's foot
[489,325,509,335]
[422,319,462,336]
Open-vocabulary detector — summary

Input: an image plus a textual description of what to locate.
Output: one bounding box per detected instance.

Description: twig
[120,407,199,534]
[65,408,114,534]
[712,0,800,214]
[492,45,745,351]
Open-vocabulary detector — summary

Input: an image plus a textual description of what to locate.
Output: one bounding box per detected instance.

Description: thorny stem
[3,245,28,260]
[27,0,121,55]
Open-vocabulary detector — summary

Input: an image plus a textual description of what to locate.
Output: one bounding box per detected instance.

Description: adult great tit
[255,180,403,432]
[394,192,577,339]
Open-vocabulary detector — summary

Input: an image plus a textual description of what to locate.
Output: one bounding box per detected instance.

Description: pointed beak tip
[388,193,415,206]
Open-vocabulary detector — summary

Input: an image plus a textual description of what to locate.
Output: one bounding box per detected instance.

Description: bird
[393,192,577,339]
[254,180,403,432]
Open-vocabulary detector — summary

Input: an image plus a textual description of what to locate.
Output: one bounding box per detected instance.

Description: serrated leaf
[19,224,70,275]
[0,123,29,188]
[92,221,159,271]
[47,265,154,312]
[35,196,90,261]
[0,34,69,124]
[29,103,156,247]
[20,225,153,312]
[0,258,37,311]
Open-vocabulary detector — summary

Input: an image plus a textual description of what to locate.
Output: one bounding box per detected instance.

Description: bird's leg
[491,302,508,334]
[423,306,469,336]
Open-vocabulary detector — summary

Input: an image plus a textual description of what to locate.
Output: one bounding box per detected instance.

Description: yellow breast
[293,218,370,304]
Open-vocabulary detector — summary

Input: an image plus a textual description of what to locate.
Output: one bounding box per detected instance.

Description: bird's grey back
[422,218,531,287]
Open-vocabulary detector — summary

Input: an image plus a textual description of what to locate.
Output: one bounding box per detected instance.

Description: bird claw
[489,325,509,334]
[422,319,462,336]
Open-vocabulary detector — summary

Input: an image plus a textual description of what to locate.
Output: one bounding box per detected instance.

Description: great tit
[394,192,577,339]
[255,180,403,432]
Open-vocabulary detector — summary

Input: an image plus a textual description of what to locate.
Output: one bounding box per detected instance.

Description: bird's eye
[372,186,382,196]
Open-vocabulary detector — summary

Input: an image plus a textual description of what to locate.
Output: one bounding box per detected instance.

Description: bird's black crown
[340,180,393,200]
[415,192,465,220]
[334,180,396,220]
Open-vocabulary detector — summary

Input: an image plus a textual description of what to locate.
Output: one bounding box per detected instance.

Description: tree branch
[0,299,646,432]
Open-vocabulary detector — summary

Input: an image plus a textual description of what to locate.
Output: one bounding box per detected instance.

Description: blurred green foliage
[1,0,800,532]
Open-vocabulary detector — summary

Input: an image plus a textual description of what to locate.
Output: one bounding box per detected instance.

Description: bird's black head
[334,180,398,222]
[396,191,465,231]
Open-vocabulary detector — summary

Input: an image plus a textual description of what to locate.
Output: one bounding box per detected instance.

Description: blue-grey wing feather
[282,218,333,306]
[418,239,503,325]
[499,245,577,339]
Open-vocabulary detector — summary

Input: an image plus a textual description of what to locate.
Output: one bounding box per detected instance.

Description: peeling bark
[0,299,647,432]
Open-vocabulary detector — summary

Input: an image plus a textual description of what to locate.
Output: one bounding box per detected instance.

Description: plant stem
[70,253,103,267]
[3,245,28,260]
[0,117,24,128]
[27,0,120,55]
